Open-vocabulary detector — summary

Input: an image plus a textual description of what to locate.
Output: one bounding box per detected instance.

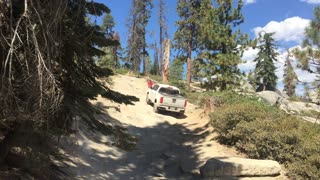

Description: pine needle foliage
[194,0,249,91]
[0,0,135,134]
[293,7,320,94]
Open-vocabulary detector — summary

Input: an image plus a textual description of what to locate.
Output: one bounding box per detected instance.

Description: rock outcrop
[200,157,281,178]
[257,91,283,106]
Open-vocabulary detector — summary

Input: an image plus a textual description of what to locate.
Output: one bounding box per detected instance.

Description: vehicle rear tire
[153,105,159,113]
[146,95,150,105]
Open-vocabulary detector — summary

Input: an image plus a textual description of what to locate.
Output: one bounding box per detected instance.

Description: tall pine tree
[101,12,115,38]
[194,0,248,91]
[97,13,121,69]
[173,0,202,90]
[283,50,297,97]
[126,0,152,74]
[254,32,278,91]
[150,39,159,75]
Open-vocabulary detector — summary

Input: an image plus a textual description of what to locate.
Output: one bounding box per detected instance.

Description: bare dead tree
[162,39,170,84]
[158,0,168,75]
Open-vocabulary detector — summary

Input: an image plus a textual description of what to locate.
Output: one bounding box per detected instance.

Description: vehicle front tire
[153,105,159,113]
[146,95,150,105]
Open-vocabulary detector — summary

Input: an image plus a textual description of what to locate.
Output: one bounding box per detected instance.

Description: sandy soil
[59,74,244,179]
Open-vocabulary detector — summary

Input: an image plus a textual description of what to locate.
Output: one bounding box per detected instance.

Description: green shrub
[210,91,260,105]
[114,68,129,75]
[210,103,258,145]
[300,109,320,118]
[185,91,216,106]
[233,118,302,162]
[209,92,320,179]
[149,74,162,83]
[170,80,186,95]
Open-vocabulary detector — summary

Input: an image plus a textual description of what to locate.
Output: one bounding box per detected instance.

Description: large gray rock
[281,101,320,114]
[200,157,281,177]
[257,91,283,105]
[239,82,255,93]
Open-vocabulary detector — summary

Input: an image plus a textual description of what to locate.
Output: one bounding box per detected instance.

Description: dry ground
[58,74,246,179]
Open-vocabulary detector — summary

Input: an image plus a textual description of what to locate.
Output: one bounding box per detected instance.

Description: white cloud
[253,17,310,43]
[239,47,259,72]
[301,0,320,4]
[242,47,259,62]
[243,0,256,5]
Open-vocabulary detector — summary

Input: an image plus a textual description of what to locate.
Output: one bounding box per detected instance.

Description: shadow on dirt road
[59,104,219,179]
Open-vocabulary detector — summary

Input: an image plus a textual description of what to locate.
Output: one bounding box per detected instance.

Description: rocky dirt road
[59,74,242,179]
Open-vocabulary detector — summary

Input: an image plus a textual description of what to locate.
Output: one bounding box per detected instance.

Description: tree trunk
[159,28,163,75]
[162,38,170,84]
[143,53,146,76]
[186,39,192,90]
[133,59,137,72]
[159,0,163,76]
[154,42,159,75]
[112,47,117,69]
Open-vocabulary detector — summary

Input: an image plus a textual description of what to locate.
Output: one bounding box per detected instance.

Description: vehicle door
[149,85,159,102]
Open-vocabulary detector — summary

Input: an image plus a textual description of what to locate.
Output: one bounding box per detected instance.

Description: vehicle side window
[152,85,159,91]
[159,88,166,93]
[158,87,179,95]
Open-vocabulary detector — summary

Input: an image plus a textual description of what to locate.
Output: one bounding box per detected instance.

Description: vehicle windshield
[158,87,179,95]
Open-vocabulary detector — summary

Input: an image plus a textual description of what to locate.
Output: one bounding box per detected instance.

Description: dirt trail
[60,74,243,179]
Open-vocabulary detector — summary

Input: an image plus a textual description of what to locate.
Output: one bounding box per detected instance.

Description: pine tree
[97,13,121,70]
[101,12,115,38]
[126,0,152,74]
[150,39,159,75]
[170,57,184,88]
[173,0,202,90]
[293,7,320,94]
[112,32,121,69]
[283,50,297,97]
[145,55,152,74]
[97,47,114,68]
[195,0,249,91]
[254,32,278,91]
[0,0,129,132]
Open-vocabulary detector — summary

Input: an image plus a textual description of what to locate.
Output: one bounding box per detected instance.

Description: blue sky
[98,0,319,94]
